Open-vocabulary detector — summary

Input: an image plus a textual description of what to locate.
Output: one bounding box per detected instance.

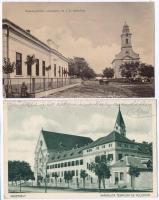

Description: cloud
[32,26,120,73]
[76,113,115,140]
[9,115,62,141]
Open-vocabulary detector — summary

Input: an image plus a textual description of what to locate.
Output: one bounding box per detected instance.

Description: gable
[42,130,93,152]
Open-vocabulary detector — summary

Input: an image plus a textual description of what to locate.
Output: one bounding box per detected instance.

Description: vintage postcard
[2,2,155,98]
[3,99,157,198]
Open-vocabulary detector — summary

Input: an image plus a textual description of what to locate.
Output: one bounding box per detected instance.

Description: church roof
[85,130,134,149]
[115,106,125,128]
[42,130,93,151]
[112,49,140,63]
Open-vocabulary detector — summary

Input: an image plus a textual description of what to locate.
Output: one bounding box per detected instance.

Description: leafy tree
[139,64,154,79]
[68,57,96,79]
[120,62,140,79]
[24,54,37,92]
[8,160,34,192]
[103,68,114,78]
[52,172,59,188]
[3,58,15,97]
[80,170,88,189]
[64,171,74,188]
[3,58,15,75]
[91,155,111,191]
[128,166,140,190]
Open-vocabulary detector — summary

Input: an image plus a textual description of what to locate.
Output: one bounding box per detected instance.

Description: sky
[3,2,154,73]
[6,101,154,169]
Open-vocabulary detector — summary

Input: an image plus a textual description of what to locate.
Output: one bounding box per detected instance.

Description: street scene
[2,2,154,98]
[49,80,154,98]
[5,101,156,196]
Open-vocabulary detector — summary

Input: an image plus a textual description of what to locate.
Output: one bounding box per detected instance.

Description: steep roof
[85,130,134,149]
[112,156,152,170]
[48,146,85,163]
[114,107,125,129]
[42,130,93,151]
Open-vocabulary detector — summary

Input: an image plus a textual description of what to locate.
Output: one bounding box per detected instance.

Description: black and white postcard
[3,99,157,198]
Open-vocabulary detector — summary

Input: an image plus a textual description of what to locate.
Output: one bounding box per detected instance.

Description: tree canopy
[68,57,96,79]
[8,160,34,183]
[139,63,154,78]
[103,68,114,78]
[64,171,74,188]
[120,62,154,79]
[3,58,15,74]
[80,170,88,189]
[91,155,111,190]
[120,62,140,79]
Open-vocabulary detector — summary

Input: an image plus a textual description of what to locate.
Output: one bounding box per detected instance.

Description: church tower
[114,105,126,137]
[121,22,132,50]
[112,23,140,78]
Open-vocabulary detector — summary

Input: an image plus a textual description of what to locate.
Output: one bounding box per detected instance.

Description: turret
[114,105,126,137]
[121,22,132,49]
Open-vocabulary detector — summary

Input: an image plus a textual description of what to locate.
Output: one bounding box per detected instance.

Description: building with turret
[34,106,152,190]
[112,23,140,78]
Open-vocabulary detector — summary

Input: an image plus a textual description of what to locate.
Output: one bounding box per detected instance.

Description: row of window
[50,170,79,178]
[86,142,136,153]
[86,143,113,153]
[16,52,68,77]
[47,159,83,169]
[117,142,135,149]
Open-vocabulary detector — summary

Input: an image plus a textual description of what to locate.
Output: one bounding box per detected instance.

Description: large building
[34,107,152,190]
[112,23,140,78]
[2,19,76,97]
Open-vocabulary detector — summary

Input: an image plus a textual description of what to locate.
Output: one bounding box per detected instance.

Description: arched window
[126,38,128,44]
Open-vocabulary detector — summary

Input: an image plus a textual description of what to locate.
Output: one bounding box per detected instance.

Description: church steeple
[121,22,132,49]
[114,105,126,137]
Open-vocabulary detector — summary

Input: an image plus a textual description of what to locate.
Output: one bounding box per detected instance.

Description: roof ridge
[42,129,92,140]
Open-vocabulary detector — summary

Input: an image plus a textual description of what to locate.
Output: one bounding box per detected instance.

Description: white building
[3,19,77,97]
[112,23,140,78]
[34,107,152,190]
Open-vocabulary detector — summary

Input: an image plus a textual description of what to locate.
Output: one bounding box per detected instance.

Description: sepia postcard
[3,99,157,198]
[2,2,155,98]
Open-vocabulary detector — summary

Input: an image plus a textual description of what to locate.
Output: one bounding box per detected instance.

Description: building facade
[3,19,76,96]
[3,18,69,79]
[34,107,152,190]
[112,23,140,78]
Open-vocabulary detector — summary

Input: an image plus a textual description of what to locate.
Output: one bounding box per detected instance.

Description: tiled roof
[42,130,93,151]
[112,156,152,170]
[48,146,85,163]
[85,130,134,149]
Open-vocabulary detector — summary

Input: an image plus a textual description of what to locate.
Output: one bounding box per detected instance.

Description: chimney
[26,29,31,33]
[47,39,59,51]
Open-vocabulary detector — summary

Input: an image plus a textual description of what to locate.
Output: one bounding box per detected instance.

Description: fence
[3,77,80,97]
